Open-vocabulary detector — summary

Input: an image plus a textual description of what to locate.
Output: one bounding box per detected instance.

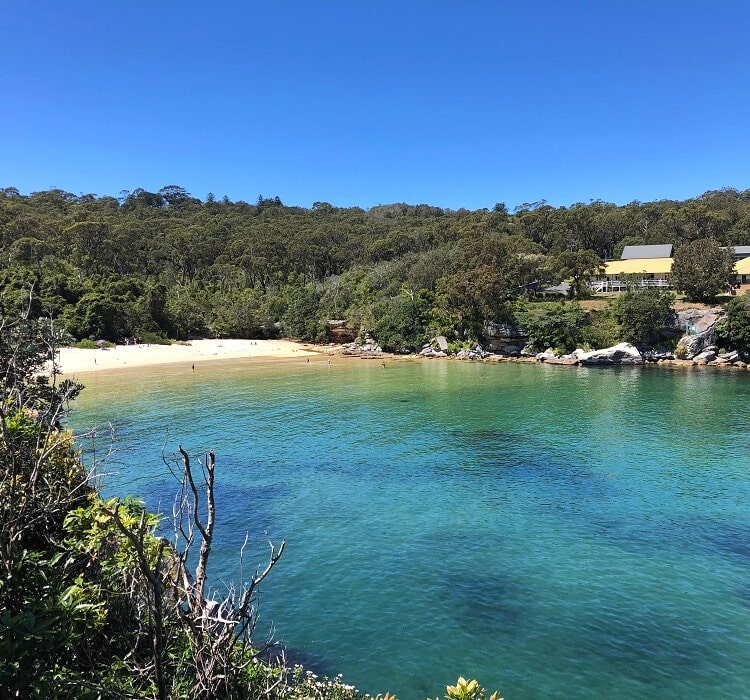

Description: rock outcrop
[326,320,356,344]
[341,334,382,356]
[710,350,740,365]
[535,348,558,361]
[673,308,724,359]
[692,347,718,363]
[455,345,490,360]
[483,321,526,354]
[574,342,643,365]
[420,344,447,358]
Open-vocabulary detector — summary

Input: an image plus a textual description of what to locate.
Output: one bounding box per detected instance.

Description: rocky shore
[336,307,750,370]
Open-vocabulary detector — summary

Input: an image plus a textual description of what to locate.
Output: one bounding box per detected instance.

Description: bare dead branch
[99,500,169,700]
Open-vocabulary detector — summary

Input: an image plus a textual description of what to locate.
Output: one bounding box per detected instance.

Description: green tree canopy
[717,292,750,351]
[2,184,750,351]
[548,249,604,298]
[611,287,675,349]
[670,238,736,302]
[517,301,587,353]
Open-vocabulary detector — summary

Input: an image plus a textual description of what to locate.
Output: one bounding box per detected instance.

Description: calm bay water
[68,358,750,699]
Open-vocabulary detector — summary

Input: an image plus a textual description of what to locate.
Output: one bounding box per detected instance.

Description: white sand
[53,339,321,375]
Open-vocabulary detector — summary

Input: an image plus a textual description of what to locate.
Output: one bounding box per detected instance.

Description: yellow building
[591,258,673,292]
[736,256,750,285]
[591,249,750,293]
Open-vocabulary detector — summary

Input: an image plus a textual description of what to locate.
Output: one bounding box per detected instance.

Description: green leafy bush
[138,331,172,345]
[717,292,750,351]
[74,338,102,349]
[671,238,736,302]
[430,677,502,700]
[579,307,621,350]
[371,290,430,353]
[516,302,587,353]
[610,288,674,349]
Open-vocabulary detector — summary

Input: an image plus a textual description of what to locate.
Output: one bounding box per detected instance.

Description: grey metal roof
[731,245,750,260]
[620,244,673,260]
[540,282,571,296]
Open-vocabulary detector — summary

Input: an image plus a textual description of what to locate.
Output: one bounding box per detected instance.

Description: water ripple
[70,360,750,699]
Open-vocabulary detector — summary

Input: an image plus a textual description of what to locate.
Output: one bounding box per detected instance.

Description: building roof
[540,282,571,296]
[620,244,673,260]
[731,246,750,260]
[735,256,750,275]
[604,258,673,276]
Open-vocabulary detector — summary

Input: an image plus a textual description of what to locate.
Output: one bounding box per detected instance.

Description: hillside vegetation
[1,186,750,353]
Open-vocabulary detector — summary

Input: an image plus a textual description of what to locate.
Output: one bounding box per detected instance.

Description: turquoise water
[68,358,750,699]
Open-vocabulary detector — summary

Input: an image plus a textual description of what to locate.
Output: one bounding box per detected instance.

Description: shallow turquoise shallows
[68,358,750,699]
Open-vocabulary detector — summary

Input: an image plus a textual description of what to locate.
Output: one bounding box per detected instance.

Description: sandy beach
[53,339,322,375]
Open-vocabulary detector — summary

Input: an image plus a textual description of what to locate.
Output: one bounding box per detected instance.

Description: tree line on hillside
[0,185,749,353]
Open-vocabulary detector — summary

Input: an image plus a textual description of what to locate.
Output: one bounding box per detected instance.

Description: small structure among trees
[590,240,742,300]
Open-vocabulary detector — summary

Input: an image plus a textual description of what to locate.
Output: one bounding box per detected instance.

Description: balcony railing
[590,278,670,292]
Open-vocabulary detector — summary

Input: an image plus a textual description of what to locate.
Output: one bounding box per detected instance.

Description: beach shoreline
[51,337,749,378]
[52,339,325,376]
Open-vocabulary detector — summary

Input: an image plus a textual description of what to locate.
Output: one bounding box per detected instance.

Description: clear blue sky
[3,1,749,211]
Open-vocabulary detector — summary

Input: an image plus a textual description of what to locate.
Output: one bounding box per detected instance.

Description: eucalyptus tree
[670,238,736,302]
[548,249,604,298]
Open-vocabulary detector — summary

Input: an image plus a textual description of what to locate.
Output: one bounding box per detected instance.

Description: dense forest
[1,185,750,352]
